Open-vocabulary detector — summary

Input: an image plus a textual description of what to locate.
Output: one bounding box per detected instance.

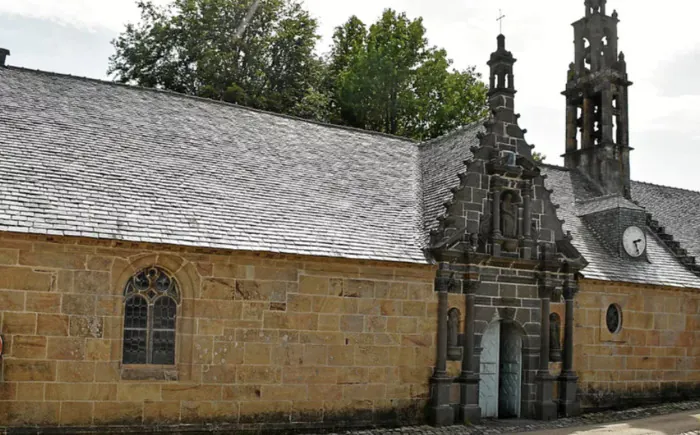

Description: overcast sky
[0,0,698,190]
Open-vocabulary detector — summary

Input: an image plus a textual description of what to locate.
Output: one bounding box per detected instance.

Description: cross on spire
[497,9,506,35]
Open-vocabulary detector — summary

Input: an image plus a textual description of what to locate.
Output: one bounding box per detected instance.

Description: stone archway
[479,320,524,419]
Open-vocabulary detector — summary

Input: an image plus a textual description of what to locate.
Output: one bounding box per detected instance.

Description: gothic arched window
[123,267,180,365]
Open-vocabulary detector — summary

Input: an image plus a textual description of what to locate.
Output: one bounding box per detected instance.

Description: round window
[606,304,622,334]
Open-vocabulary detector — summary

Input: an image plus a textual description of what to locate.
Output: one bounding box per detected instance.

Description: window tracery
[123,267,179,365]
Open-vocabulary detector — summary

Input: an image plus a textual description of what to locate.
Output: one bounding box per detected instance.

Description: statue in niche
[447,308,462,361]
[549,313,562,362]
[500,191,518,239]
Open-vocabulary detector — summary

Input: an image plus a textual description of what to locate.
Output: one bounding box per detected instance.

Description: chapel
[0,0,698,430]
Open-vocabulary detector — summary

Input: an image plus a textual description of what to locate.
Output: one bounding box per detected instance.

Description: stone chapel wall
[0,232,458,430]
[574,279,700,409]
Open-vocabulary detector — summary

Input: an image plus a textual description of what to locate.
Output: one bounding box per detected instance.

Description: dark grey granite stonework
[427,35,585,424]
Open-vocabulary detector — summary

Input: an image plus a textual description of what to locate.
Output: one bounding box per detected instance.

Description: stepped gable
[429,35,585,270]
[0,66,428,264]
[632,182,700,277]
[419,122,480,236]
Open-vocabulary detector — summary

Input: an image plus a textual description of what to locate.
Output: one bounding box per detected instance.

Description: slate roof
[1,67,698,289]
[632,182,700,260]
[0,67,427,263]
[543,167,700,288]
[419,123,479,234]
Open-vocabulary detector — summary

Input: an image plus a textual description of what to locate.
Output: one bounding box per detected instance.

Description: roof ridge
[3,66,417,144]
[632,179,700,195]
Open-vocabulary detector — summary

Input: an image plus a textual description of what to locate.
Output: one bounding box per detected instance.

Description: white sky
[0,0,698,190]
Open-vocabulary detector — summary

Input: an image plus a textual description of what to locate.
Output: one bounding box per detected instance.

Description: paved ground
[318,401,700,435]
[520,409,700,434]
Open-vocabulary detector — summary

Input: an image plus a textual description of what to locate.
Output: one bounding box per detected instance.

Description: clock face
[622,226,646,258]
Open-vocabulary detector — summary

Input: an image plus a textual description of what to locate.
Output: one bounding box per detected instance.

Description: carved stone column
[430,268,455,426]
[534,274,557,421]
[582,96,594,149]
[600,86,614,143]
[458,279,481,424]
[491,178,504,257]
[565,101,578,152]
[520,181,533,260]
[559,274,581,417]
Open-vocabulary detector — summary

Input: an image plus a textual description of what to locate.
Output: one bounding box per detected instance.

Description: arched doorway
[479,320,523,419]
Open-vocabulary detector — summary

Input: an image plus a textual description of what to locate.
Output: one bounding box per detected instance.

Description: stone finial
[0,48,10,67]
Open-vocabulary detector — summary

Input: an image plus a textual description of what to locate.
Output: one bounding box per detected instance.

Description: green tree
[108,0,321,116]
[326,10,488,140]
[532,151,547,163]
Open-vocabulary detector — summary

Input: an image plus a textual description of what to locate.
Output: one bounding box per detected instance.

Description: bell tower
[563,0,633,199]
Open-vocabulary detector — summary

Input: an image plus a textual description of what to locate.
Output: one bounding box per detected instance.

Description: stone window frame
[122,266,180,366]
[598,295,627,343]
[110,253,198,381]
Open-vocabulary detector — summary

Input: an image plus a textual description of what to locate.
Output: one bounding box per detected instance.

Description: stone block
[212,341,244,366]
[261,384,308,401]
[202,364,238,384]
[0,401,59,426]
[222,385,263,401]
[212,263,248,279]
[354,346,389,366]
[93,401,143,425]
[57,361,95,382]
[343,280,375,298]
[0,248,18,265]
[2,312,37,334]
[19,251,85,270]
[47,336,86,360]
[94,362,120,382]
[263,312,318,330]
[59,401,94,425]
[194,299,241,320]
[26,292,62,313]
[16,383,44,401]
[287,294,314,312]
[69,316,104,338]
[239,400,291,423]
[299,275,329,295]
[0,290,25,311]
[144,401,181,424]
[283,366,336,384]
[341,315,364,333]
[62,294,96,316]
[388,317,417,334]
[181,401,239,423]
[402,301,427,317]
[162,384,222,401]
[302,344,327,365]
[4,360,56,381]
[11,335,47,359]
[244,343,272,365]
[74,271,110,294]
[318,314,341,331]
[0,382,17,400]
[237,366,282,384]
[117,383,162,401]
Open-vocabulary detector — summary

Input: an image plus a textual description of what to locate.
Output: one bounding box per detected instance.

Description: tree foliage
[109,0,320,116]
[326,10,488,140]
[110,2,488,140]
